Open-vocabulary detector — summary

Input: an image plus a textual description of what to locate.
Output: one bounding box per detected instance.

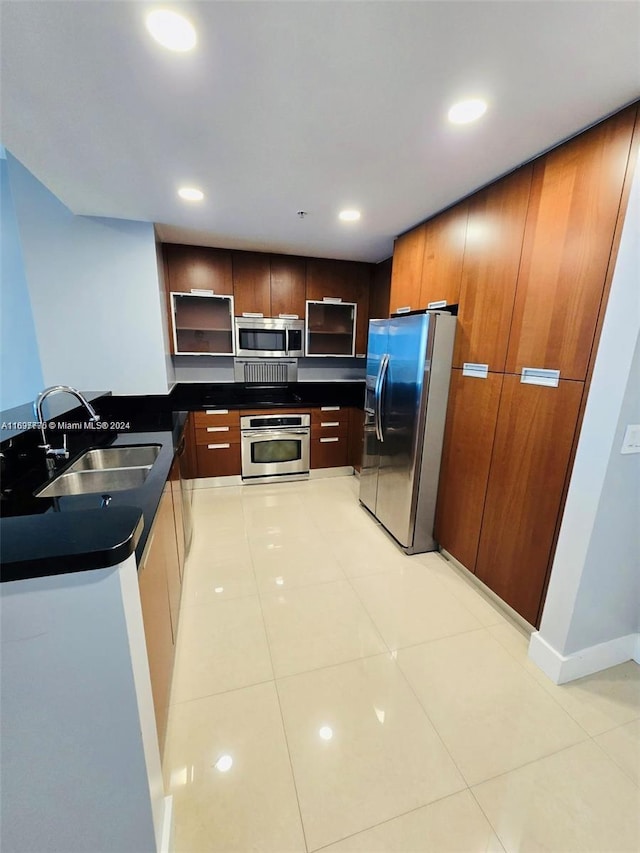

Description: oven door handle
[242,429,309,438]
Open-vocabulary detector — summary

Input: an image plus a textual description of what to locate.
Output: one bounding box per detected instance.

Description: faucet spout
[33,386,101,463]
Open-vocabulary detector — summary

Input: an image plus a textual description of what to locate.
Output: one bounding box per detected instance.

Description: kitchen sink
[35,444,161,498]
[65,445,161,472]
[36,466,152,498]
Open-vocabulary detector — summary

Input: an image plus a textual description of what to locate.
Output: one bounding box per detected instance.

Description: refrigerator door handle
[375,354,389,442]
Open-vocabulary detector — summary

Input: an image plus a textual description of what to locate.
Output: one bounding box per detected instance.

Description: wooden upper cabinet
[475,376,583,626]
[270,255,306,318]
[505,107,636,380]
[163,243,233,295]
[306,258,372,355]
[434,369,503,573]
[232,252,271,316]
[389,225,426,314]
[419,203,469,308]
[369,257,392,321]
[453,166,533,371]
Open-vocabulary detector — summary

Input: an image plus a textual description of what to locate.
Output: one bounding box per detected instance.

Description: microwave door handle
[285,327,289,355]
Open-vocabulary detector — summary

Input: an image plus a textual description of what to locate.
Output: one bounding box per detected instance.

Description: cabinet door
[164,243,233,294]
[138,529,174,756]
[170,458,185,580]
[369,257,392,321]
[505,107,636,380]
[389,225,426,314]
[306,301,356,356]
[453,166,532,370]
[172,293,234,355]
[232,252,271,316]
[157,485,182,642]
[434,370,503,572]
[475,376,583,625]
[419,203,468,308]
[270,255,306,318]
[306,258,371,354]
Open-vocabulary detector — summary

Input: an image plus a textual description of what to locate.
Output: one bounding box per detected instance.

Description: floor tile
[473,740,640,852]
[398,630,587,785]
[261,580,387,677]
[181,552,257,604]
[164,682,305,853]
[351,563,482,650]
[489,622,640,735]
[243,502,318,539]
[171,596,273,702]
[415,552,508,627]
[250,533,345,594]
[328,527,410,578]
[322,790,504,853]
[276,654,465,850]
[594,718,640,786]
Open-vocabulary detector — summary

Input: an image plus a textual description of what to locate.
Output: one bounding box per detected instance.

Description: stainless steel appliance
[359,311,456,554]
[233,358,298,383]
[235,316,304,358]
[240,413,310,483]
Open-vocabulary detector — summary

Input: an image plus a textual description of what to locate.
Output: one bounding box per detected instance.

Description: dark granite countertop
[0,413,187,583]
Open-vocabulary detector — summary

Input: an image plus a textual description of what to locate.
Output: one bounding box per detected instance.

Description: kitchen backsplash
[171,356,366,383]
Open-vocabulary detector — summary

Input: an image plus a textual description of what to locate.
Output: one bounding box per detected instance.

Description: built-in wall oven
[235,317,305,358]
[240,413,310,484]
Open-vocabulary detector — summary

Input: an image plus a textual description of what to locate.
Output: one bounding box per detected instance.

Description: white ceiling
[2,1,639,263]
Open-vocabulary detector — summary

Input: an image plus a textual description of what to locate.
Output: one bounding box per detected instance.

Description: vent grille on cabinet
[233,359,298,384]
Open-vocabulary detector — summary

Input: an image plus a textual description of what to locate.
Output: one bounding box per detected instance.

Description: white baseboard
[159,794,173,853]
[528,631,640,684]
[192,475,243,489]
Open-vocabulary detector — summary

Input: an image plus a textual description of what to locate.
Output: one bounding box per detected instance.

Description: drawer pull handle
[462,363,489,379]
[321,421,340,427]
[396,306,411,314]
[207,426,229,432]
[521,367,560,387]
[205,409,229,415]
[427,299,448,309]
[208,443,230,450]
[320,437,339,443]
[321,406,340,411]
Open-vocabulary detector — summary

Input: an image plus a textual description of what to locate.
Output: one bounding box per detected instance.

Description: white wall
[7,153,170,395]
[0,556,168,852]
[530,158,640,682]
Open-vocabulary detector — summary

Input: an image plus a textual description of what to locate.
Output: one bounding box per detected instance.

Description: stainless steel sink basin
[66,445,161,473]
[36,466,151,498]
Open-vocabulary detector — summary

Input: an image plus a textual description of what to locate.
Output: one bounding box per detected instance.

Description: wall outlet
[620,424,640,454]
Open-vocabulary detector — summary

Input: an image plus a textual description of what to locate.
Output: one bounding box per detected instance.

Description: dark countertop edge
[0,508,144,583]
[0,413,189,583]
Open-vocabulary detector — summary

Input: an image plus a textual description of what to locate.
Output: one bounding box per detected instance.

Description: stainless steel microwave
[234,316,304,358]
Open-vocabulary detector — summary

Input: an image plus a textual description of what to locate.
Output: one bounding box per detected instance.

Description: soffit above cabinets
[2,1,639,263]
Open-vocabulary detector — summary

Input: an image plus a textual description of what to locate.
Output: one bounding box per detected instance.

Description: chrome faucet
[34,385,101,469]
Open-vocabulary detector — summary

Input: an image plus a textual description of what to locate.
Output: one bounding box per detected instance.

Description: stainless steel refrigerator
[359,311,456,554]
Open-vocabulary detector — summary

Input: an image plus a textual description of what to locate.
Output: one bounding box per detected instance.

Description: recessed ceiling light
[178,187,204,201]
[146,10,197,52]
[448,98,487,124]
[339,209,361,222]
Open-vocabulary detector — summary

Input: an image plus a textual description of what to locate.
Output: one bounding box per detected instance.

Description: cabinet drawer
[310,434,349,469]
[195,442,241,477]
[194,425,240,445]
[194,409,240,428]
[310,406,346,426]
[311,422,349,439]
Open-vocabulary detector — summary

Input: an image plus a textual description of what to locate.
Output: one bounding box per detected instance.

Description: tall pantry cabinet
[429,104,639,626]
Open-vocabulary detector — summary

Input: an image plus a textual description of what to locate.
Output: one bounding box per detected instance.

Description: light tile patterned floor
[163,475,640,852]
